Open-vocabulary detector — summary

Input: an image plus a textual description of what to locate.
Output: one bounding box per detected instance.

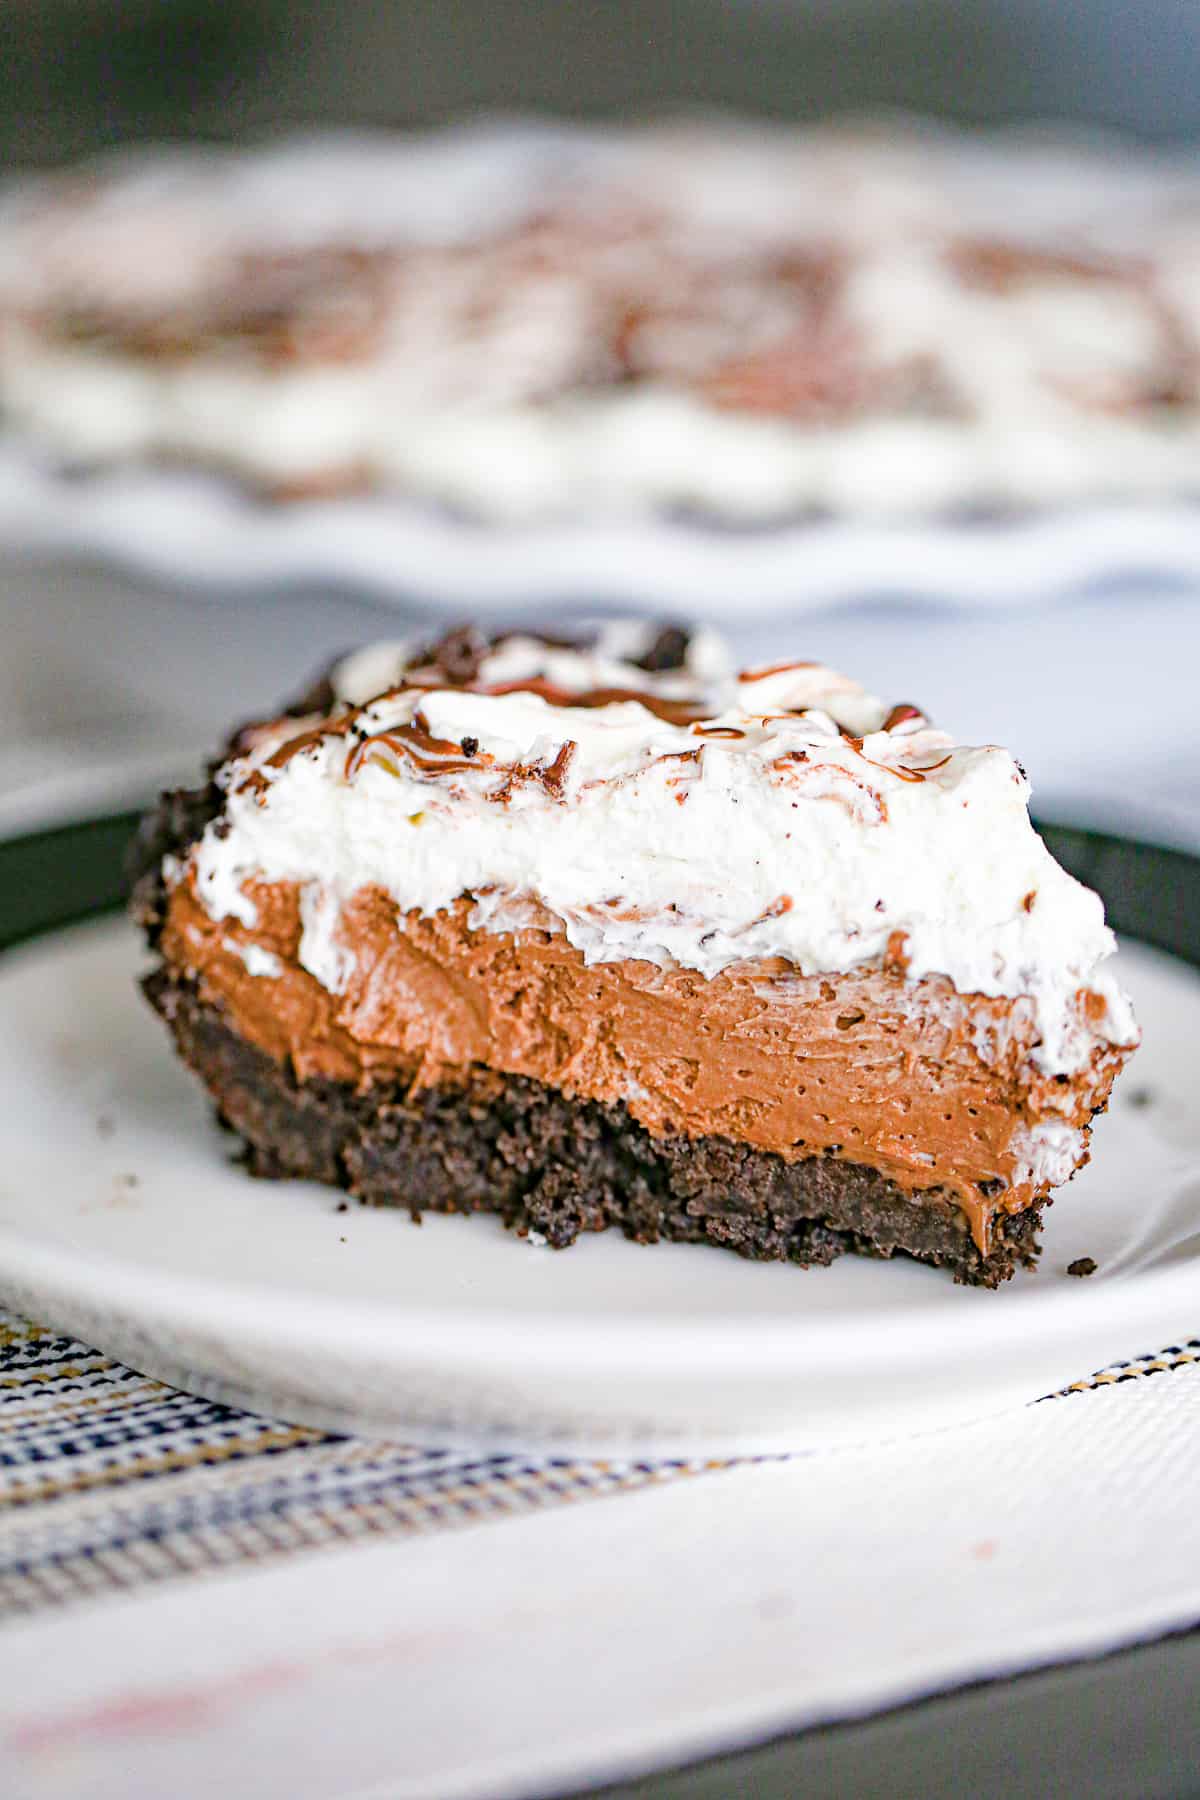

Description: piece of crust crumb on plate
[130,619,1139,1286]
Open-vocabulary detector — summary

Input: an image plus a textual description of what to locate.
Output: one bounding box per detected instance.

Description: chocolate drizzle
[740,658,819,682]
[858,748,926,786]
[265,717,356,769]
[342,710,580,804]
[227,623,962,840]
[345,712,495,781]
[840,719,951,787]
[382,622,696,698]
[950,239,1147,295]
[478,679,708,726]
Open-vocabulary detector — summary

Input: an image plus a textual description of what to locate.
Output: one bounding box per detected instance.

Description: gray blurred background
[4,0,1200,167]
[2,0,1199,850]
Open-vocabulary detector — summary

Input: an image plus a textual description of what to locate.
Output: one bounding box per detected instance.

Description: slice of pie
[131,620,1138,1286]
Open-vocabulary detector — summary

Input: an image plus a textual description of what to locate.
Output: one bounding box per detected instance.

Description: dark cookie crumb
[1067,1256,1098,1277]
[1127,1088,1155,1110]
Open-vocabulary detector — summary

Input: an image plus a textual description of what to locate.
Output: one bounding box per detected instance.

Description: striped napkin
[1,1306,1198,1799]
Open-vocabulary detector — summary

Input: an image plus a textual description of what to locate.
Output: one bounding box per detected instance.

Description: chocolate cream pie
[132,621,1139,1286]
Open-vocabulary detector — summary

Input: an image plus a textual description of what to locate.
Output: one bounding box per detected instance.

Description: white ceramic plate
[0,915,1195,1456]
[4,446,1200,616]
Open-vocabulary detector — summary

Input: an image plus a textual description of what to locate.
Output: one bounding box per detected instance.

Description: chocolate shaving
[882,703,926,732]
[883,760,935,786]
[234,769,271,802]
[486,738,578,806]
[632,624,691,672]
[537,739,577,800]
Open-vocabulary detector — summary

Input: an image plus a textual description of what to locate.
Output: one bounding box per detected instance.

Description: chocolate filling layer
[160,876,1124,1258]
[144,966,1044,1287]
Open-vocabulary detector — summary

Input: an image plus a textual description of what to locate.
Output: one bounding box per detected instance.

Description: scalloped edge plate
[4,446,1200,613]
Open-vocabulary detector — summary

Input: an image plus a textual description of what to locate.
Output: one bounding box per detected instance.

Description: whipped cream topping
[180,628,1136,1076]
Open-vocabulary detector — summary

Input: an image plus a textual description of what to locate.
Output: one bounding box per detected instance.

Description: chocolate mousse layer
[159,875,1124,1263]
